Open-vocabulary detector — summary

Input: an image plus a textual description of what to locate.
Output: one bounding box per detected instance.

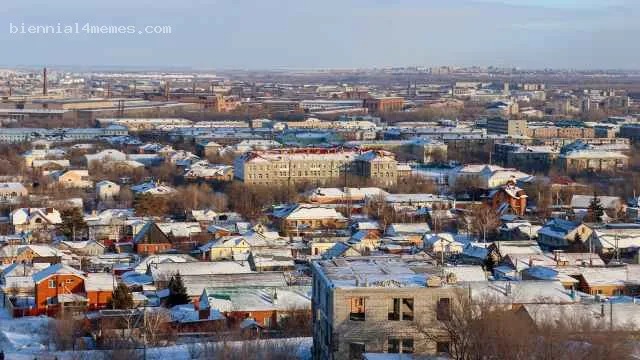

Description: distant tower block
[503,82,510,96]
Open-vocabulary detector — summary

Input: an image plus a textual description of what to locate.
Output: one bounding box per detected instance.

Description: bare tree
[466,205,501,242]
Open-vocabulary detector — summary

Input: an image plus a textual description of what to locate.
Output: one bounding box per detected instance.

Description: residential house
[199,286,311,331]
[271,204,348,235]
[31,264,114,316]
[57,240,106,256]
[423,233,464,255]
[0,244,62,265]
[449,164,530,190]
[248,247,295,272]
[84,149,128,164]
[133,222,173,255]
[184,164,234,181]
[10,207,62,234]
[486,181,527,216]
[96,180,120,201]
[199,237,250,260]
[0,183,28,203]
[385,223,431,247]
[570,195,624,220]
[131,181,176,196]
[50,169,93,189]
[537,219,593,251]
[591,224,640,258]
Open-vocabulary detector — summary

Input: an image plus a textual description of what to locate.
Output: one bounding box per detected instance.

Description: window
[264,317,272,328]
[48,279,56,289]
[387,338,400,353]
[437,341,451,354]
[402,298,414,321]
[349,342,365,360]
[402,339,414,353]
[437,298,451,321]
[350,297,365,321]
[388,298,414,321]
[46,296,57,305]
[388,338,413,353]
[388,298,400,320]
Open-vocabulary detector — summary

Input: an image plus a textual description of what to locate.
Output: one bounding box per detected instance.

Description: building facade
[311,257,462,360]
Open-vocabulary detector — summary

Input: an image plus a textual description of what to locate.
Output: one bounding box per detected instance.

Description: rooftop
[313,255,483,289]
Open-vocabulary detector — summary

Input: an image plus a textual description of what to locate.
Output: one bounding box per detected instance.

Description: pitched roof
[32,263,85,283]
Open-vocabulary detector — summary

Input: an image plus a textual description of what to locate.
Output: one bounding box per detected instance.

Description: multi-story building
[352,150,399,187]
[262,100,301,113]
[620,124,640,142]
[486,117,528,136]
[363,97,405,113]
[234,148,398,186]
[493,143,560,172]
[311,256,464,360]
[560,150,629,173]
[527,125,595,139]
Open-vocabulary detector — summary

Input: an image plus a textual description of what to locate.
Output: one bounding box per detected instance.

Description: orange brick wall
[34,274,85,310]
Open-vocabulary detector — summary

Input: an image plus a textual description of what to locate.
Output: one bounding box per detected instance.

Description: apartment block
[486,117,528,136]
[234,148,398,186]
[311,256,464,360]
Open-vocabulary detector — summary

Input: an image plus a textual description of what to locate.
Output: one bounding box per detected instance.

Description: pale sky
[0,0,638,70]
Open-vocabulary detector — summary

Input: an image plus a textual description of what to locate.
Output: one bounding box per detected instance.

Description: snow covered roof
[272,204,346,221]
[522,303,640,331]
[201,286,311,312]
[32,263,85,283]
[85,273,116,292]
[386,223,431,236]
[594,228,640,250]
[570,195,622,209]
[149,261,253,280]
[468,280,575,304]
[133,254,199,273]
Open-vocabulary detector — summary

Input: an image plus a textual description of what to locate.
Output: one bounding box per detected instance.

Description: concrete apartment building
[527,126,595,139]
[560,150,629,173]
[311,256,463,360]
[234,148,399,186]
[486,117,528,136]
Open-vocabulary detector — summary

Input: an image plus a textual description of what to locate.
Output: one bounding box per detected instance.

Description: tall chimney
[164,81,170,101]
[43,67,48,96]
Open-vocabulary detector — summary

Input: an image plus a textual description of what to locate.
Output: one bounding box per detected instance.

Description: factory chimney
[43,67,48,96]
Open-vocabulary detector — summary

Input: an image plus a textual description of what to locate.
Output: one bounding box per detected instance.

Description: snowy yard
[0,306,312,359]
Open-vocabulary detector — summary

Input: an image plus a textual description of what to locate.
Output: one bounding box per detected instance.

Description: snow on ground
[3,337,312,360]
[0,305,311,360]
[0,307,51,356]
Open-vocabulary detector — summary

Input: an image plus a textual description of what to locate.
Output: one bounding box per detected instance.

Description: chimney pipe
[43,67,48,96]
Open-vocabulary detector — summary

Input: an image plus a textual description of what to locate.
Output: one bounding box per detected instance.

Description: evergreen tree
[109,283,134,309]
[587,193,604,222]
[57,207,88,240]
[167,272,190,307]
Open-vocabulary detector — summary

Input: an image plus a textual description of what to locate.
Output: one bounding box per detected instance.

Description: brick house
[32,264,87,315]
[31,264,115,316]
[133,222,173,255]
[487,182,528,216]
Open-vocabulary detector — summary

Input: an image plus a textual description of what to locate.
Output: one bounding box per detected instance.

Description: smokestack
[164,81,170,101]
[43,67,48,96]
